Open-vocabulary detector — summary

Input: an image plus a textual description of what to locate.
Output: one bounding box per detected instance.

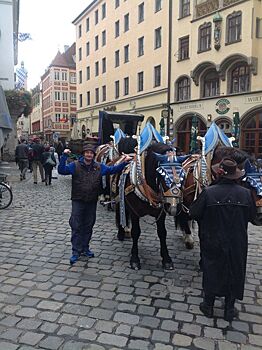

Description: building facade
[73,0,169,137]
[171,0,262,157]
[0,0,19,90]
[41,44,77,142]
[29,83,43,139]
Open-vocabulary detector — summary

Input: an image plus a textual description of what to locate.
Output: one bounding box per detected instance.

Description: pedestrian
[50,146,59,179]
[31,138,45,184]
[58,144,132,265]
[41,145,56,185]
[190,158,256,322]
[15,139,29,181]
[56,140,64,162]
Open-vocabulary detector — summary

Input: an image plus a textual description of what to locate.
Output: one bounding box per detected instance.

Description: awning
[0,85,13,149]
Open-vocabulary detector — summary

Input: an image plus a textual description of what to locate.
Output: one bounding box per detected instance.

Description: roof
[50,43,76,69]
[72,0,98,24]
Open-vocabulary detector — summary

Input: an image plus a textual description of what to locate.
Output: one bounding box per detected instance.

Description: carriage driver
[58,144,132,265]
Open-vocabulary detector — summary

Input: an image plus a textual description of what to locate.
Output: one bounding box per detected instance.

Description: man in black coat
[190,158,256,322]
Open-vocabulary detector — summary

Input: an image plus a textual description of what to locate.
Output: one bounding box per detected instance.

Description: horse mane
[118,137,137,154]
[145,143,173,192]
[213,146,248,169]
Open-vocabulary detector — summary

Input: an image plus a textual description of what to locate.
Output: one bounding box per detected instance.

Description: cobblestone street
[0,164,261,350]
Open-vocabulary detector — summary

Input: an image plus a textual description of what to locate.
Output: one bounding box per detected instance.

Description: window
[95,35,99,50]
[227,11,242,44]
[70,93,76,104]
[178,36,189,60]
[102,85,106,101]
[78,24,82,38]
[95,9,99,24]
[176,77,190,101]
[61,72,67,81]
[124,13,129,32]
[86,66,90,80]
[54,71,60,80]
[87,91,90,105]
[115,0,120,8]
[154,65,161,87]
[115,20,120,38]
[115,50,120,67]
[86,42,90,56]
[155,27,162,49]
[62,92,68,101]
[79,47,82,61]
[138,2,144,23]
[86,17,90,32]
[79,70,82,84]
[203,70,219,97]
[155,0,162,13]
[124,77,129,95]
[102,3,106,19]
[138,71,144,92]
[102,30,106,46]
[180,0,190,18]
[115,80,120,99]
[55,114,61,122]
[138,36,144,56]
[54,91,60,100]
[70,73,76,83]
[95,88,99,103]
[230,64,250,93]
[124,45,129,63]
[198,23,211,52]
[102,57,106,73]
[95,61,99,76]
[79,94,83,107]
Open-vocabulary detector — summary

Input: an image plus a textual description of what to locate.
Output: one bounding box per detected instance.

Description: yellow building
[171,0,262,157]
[29,83,43,139]
[72,0,169,138]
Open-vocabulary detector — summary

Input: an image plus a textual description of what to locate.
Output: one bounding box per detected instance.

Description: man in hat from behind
[58,144,132,265]
[190,158,256,322]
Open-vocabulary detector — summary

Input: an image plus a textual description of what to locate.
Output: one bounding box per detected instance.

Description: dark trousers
[18,159,28,178]
[69,200,97,255]
[43,164,53,185]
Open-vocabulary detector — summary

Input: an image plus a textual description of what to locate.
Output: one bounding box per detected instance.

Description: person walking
[41,145,56,185]
[31,138,45,184]
[15,139,29,181]
[190,158,256,322]
[58,144,132,265]
[56,140,64,162]
[50,146,59,179]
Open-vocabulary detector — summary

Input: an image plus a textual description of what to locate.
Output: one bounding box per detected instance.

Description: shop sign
[215,98,230,115]
[245,95,262,104]
[178,102,203,111]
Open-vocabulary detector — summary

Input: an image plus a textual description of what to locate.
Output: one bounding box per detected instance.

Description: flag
[15,66,28,90]
[18,33,32,42]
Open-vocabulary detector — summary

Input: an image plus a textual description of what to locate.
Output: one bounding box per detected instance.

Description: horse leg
[178,211,194,250]
[130,213,141,270]
[156,212,174,270]
[124,209,131,238]
[115,203,126,241]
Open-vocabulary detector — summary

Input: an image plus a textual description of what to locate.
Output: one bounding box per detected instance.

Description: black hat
[212,158,245,180]
[82,144,96,155]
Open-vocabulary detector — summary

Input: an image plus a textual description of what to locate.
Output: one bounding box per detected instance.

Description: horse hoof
[163,262,174,270]
[130,261,141,270]
[185,242,194,250]
[117,234,125,241]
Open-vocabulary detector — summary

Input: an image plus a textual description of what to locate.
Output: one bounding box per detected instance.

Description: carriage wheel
[0,183,13,209]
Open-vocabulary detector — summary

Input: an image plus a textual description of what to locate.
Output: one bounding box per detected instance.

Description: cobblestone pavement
[0,164,261,350]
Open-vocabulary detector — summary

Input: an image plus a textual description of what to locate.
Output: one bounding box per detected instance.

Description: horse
[114,142,183,270]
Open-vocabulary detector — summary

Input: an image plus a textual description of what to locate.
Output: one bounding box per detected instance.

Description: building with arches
[171,0,262,157]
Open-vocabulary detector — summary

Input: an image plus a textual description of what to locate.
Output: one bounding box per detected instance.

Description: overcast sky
[18,0,92,89]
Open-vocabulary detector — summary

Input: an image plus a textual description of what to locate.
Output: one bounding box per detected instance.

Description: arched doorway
[241,111,262,158]
[146,116,156,128]
[176,115,207,153]
[215,117,232,136]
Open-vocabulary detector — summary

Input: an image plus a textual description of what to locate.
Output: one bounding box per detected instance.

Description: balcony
[52,122,70,131]
[195,0,243,19]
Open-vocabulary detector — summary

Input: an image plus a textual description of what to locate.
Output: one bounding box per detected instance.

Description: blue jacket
[58,154,127,176]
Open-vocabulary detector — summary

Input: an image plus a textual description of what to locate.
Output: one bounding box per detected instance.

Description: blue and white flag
[15,65,28,90]
[18,32,32,42]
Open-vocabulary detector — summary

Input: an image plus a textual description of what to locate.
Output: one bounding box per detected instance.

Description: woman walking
[41,145,56,185]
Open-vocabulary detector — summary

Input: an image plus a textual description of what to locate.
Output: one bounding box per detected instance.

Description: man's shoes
[70,254,79,265]
[200,302,214,318]
[20,174,23,181]
[34,182,37,184]
[224,308,238,322]
[82,249,95,258]
[42,179,46,182]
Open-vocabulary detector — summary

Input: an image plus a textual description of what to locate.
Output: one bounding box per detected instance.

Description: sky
[18,0,92,89]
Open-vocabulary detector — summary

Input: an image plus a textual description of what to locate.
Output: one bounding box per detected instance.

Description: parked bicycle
[0,174,13,209]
